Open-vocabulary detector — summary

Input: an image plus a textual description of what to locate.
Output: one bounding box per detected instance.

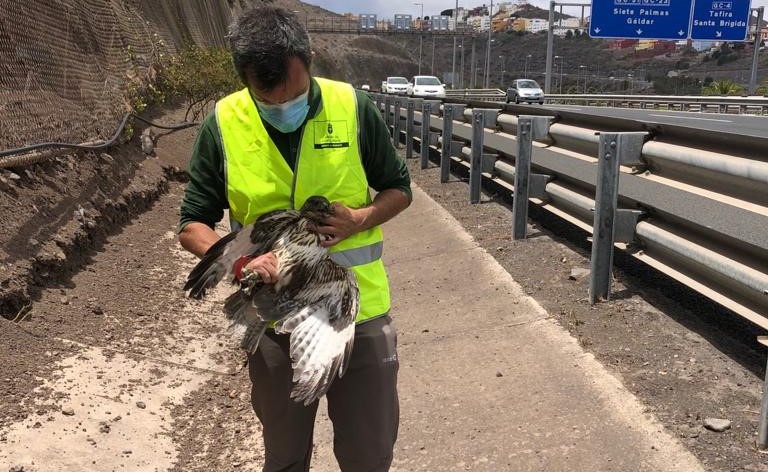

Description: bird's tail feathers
[223,291,268,354]
[240,321,268,354]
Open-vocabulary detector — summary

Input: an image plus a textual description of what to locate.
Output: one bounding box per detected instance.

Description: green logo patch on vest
[313,120,349,149]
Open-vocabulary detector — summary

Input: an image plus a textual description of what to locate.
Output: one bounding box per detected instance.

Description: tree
[702,79,744,96]
[756,79,768,96]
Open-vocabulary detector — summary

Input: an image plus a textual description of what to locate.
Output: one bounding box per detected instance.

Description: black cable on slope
[0,112,198,159]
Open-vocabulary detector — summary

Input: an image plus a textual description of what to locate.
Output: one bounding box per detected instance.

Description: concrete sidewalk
[313,185,704,471]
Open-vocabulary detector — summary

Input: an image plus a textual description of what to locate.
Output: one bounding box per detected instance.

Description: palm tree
[702,79,744,96]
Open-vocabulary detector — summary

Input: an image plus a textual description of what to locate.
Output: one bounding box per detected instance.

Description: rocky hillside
[284,0,766,94]
[270,0,422,87]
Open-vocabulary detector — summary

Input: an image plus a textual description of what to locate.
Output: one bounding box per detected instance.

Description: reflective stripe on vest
[330,241,383,268]
[215,78,390,322]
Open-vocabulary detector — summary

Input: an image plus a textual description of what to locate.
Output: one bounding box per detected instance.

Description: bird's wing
[275,260,359,404]
[183,209,299,299]
[283,303,356,405]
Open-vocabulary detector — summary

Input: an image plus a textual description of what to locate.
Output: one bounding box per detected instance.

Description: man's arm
[178,112,228,258]
[313,91,412,246]
[179,222,221,258]
[315,188,410,247]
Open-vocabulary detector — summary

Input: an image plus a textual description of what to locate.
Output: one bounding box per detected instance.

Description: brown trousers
[248,315,399,472]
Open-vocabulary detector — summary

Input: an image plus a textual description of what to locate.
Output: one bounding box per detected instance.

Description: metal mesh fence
[0,0,239,150]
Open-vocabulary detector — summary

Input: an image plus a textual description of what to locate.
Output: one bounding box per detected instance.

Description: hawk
[184,196,359,405]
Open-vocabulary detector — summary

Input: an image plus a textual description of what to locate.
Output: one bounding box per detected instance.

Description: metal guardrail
[370,90,768,446]
[544,93,768,114]
[423,90,768,113]
[444,89,506,102]
[372,91,768,325]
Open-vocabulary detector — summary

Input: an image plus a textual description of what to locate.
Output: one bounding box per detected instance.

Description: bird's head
[300,196,334,224]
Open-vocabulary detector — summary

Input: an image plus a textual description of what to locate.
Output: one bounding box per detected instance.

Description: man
[178,6,411,472]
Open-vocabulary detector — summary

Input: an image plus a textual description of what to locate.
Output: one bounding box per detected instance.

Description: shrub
[702,79,744,96]
[157,47,242,121]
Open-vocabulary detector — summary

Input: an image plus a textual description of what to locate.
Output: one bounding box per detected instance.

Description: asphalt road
[538,104,768,137]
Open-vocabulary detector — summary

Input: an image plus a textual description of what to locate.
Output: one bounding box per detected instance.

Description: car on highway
[407,75,446,98]
[381,77,409,94]
[506,79,545,104]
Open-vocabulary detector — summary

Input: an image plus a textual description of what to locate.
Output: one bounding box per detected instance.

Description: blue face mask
[256,90,310,134]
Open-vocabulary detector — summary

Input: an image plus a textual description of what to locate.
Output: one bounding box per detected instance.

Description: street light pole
[431,35,436,74]
[499,55,505,86]
[414,2,424,75]
[451,0,459,89]
[459,39,465,88]
[749,6,764,94]
[554,55,563,94]
[484,0,494,88]
[524,54,532,78]
[470,35,476,88]
[579,65,587,93]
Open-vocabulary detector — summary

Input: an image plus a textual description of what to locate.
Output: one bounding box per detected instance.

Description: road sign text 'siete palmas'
[589,0,752,41]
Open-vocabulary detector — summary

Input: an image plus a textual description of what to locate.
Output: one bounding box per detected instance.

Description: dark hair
[227,6,312,90]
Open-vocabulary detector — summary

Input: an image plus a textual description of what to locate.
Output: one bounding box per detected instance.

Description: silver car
[506,79,545,104]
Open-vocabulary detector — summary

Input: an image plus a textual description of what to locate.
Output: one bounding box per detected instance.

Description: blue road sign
[690,0,752,40]
[589,0,695,39]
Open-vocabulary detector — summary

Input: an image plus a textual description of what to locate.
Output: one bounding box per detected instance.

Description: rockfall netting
[0,0,243,150]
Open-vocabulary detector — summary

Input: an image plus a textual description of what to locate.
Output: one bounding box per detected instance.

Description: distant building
[553,18,580,36]
[359,14,377,30]
[466,15,488,31]
[431,15,450,31]
[393,14,412,30]
[496,2,516,12]
[609,39,638,49]
[634,40,654,51]
[526,18,548,33]
[511,18,527,31]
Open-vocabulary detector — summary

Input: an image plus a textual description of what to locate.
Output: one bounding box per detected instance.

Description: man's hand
[241,252,279,284]
[312,202,364,247]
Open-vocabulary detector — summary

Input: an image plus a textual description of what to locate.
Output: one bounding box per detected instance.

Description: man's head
[228,6,312,97]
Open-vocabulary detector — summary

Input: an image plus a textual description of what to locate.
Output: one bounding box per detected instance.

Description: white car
[382,77,409,94]
[407,75,446,98]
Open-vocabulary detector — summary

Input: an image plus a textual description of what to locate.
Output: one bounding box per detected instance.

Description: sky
[304,0,768,21]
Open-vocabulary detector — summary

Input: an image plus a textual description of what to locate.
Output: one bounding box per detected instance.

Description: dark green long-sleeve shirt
[179,78,411,231]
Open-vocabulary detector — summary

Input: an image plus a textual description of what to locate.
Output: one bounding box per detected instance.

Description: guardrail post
[393,97,403,148]
[406,99,416,159]
[469,109,498,204]
[384,96,393,137]
[376,93,386,116]
[420,101,435,169]
[758,337,768,450]
[589,132,647,303]
[512,116,551,240]
[440,104,465,183]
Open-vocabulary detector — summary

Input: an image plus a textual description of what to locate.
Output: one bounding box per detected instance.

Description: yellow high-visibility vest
[215,77,390,322]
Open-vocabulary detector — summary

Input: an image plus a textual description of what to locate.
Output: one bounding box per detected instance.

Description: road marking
[648,114,732,123]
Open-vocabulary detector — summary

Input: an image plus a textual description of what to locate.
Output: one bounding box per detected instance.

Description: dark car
[506,79,545,104]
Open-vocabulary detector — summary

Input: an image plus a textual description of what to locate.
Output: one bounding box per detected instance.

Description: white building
[553,17,580,36]
[526,18,548,33]
[466,15,491,31]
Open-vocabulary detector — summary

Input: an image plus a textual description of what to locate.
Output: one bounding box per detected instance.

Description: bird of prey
[184,196,359,405]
